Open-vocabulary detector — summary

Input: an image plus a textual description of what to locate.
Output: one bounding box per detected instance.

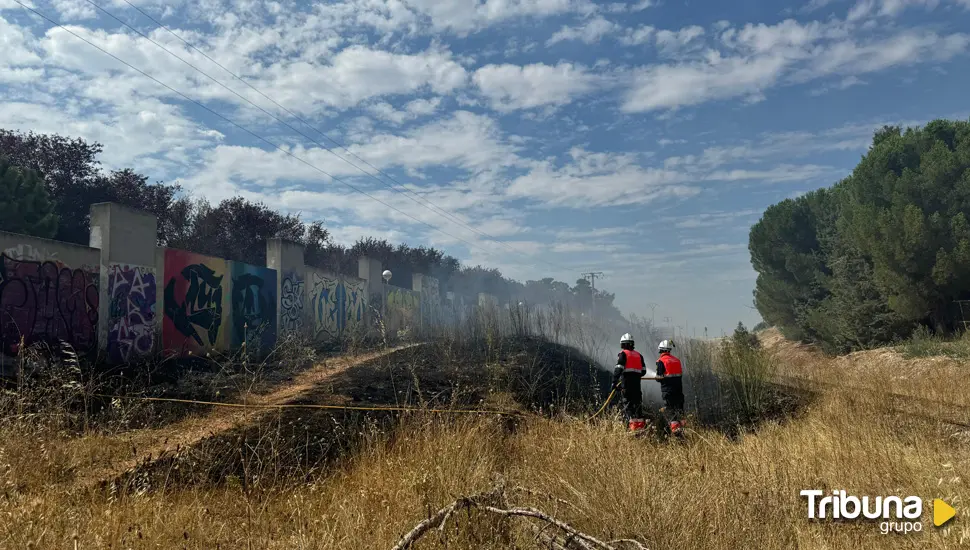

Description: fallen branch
[391,495,475,550]
[390,485,649,550]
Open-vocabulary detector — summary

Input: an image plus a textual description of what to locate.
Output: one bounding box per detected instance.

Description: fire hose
[586,375,662,421]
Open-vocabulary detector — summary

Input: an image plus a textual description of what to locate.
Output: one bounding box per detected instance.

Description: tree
[731,322,760,350]
[749,117,970,352]
[748,187,836,342]
[0,156,58,238]
[168,196,323,266]
[839,118,970,329]
[0,129,189,245]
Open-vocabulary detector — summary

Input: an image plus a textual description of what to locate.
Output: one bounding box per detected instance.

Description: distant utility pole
[581,271,604,320]
[646,302,658,326]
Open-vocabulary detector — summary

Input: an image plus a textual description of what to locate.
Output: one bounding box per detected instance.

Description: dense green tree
[749,117,970,353]
[0,156,58,238]
[749,187,835,342]
[838,119,970,329]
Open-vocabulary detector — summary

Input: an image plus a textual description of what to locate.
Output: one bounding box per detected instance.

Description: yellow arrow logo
[934,499,956,527]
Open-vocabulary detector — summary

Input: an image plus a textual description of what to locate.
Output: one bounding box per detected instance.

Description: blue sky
[1,0,969,337]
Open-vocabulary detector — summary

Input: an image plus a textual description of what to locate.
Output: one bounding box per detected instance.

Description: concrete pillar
[358,256,383,296]
[267,238,306,338]
[358,256,383,332]
[89,203,159,361]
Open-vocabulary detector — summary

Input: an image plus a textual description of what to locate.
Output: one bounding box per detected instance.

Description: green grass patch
[899,325,970,359]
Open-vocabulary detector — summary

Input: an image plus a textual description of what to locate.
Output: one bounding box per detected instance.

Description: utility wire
[77,0,576,274]
[12,0,555,273]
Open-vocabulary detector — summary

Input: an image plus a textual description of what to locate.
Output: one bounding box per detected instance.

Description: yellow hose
[587,375,662,422]
[586,386,618,421]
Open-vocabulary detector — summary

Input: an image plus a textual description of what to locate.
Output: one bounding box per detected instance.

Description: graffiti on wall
[163,249,226,355]
[386,286,419,331]
[310,272,342,340]
[3,244,59,263]
[308,271,366,341]
[107,264,156,362]
[280,271,305,334]
[230,263,277,351]
[0,253,99,357]
[344,278,366,328]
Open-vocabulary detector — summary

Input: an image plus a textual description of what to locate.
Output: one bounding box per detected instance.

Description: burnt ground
[324,337,613,413]
[105,337,614,492]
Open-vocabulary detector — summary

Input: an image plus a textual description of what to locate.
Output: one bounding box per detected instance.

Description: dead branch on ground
[391,483,650,550]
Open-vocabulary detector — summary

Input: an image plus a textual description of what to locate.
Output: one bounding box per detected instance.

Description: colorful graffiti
[0,253,99,356]
[280,271,305,334]
[229,263,277,351]
[107,263,156,362]
[344,277,366,328]
[307,271,366,341]
[309,271,342,340]
[386,286,419,331]
[163,249,226,355]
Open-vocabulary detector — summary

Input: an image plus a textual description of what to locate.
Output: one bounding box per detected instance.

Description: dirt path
[70,345,411,492]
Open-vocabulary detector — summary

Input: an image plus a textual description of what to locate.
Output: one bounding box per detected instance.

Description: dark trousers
[620,372,644,419]
[660,377,685,425]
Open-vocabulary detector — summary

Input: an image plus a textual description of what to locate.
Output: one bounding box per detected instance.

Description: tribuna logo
[801,490,924,534]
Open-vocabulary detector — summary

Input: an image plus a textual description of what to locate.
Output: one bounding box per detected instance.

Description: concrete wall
[0,203,460,363]
[306,267,368,341]
[0,231,101,361]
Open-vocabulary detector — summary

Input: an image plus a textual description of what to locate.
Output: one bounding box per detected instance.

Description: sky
[1,0,969,337]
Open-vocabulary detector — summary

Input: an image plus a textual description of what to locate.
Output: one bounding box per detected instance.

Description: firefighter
[612,333,648,431]
[654,339,685,437]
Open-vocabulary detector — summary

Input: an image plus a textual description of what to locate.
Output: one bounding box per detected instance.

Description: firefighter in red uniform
[654,340,685,437]
[612,333,648,431]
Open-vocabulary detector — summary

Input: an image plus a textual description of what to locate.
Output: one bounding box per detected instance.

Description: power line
[13,0,571,277]
[581,271,603,320]
[79,0,576,274]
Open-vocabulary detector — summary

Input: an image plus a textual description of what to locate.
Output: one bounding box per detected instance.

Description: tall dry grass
[3,315,969,548]
[2,375,968,548]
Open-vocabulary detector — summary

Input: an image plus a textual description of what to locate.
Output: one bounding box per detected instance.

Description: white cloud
[51,0,97,20]
[623,51,788,112]
[402,0,596,35]
[546,16,618,45]
[654,25,705,56]
[367,97,442,124]
[620,25,655,45]
[705,164,838,183]
[35,23,466,114]
[473,62,601,112]
[795,30,970,80]
[623,17,969,113]
[506,147,699,207]
[0,15,41,66]
[846,0,944,20]
[800,0,843,12]
[258,45,469,111]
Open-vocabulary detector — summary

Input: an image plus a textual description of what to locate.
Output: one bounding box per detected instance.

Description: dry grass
[2,324,970,548]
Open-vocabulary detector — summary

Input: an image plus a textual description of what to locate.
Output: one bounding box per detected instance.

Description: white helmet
[658,339,674,353]
[620,333,634,345]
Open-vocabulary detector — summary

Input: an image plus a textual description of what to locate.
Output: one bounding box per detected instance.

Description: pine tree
[0,156,58,238]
